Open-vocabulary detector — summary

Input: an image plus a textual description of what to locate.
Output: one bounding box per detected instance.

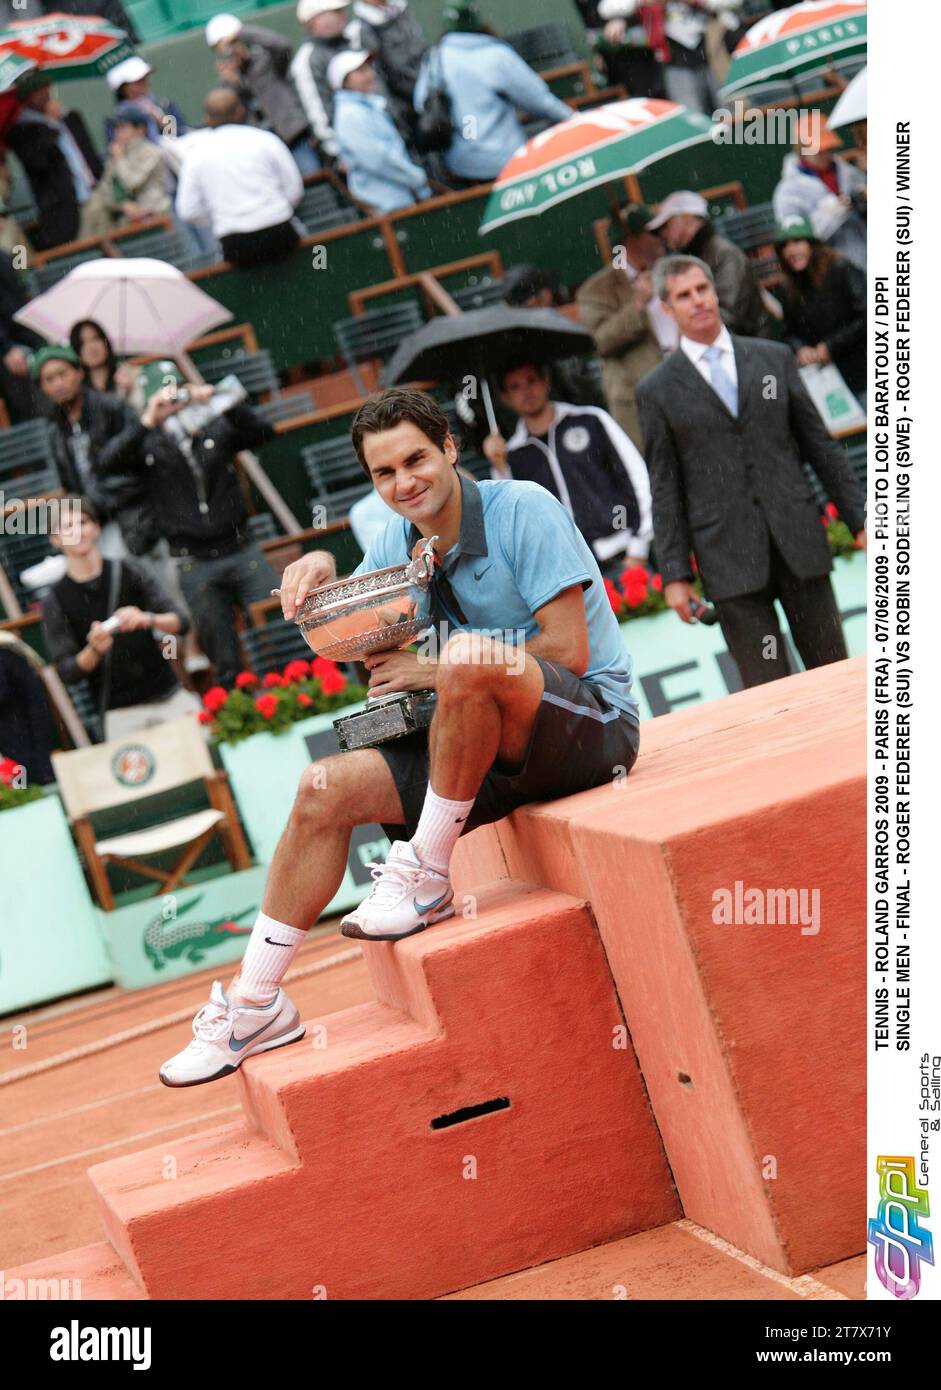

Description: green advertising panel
[0,794,111,1016]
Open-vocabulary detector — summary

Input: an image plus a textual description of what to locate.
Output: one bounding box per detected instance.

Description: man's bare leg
[427,633,546,800]
[229,748,406,1001]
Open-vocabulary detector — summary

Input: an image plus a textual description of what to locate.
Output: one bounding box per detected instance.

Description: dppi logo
[868,1156,934,1298]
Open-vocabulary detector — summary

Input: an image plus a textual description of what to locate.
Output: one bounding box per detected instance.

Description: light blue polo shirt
[351,473,640,724]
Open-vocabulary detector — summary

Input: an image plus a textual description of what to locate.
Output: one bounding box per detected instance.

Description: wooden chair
[52,716,251,911]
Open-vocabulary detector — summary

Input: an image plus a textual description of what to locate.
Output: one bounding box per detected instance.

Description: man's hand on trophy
[278,551,338,620]
[363,648,435,696]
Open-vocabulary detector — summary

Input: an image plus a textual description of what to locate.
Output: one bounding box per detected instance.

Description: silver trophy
[289,536,439,750]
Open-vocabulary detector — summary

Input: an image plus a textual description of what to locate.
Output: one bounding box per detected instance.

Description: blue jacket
[414,32,571,181]
[105,98,189,148]
[333,89,431,213]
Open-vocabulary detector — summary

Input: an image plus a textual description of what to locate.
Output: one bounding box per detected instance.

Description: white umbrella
[828,66,866,128]
[13,257,233,353]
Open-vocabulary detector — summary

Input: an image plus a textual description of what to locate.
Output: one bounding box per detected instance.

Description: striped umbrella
[721,1,867,100]
[0,13,135,94]
[479,98,714,236]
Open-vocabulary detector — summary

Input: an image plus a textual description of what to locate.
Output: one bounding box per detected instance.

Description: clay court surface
[1,923,864,1301]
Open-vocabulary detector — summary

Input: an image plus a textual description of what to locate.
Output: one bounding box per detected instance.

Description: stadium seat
[241,615,314,678]
[244,512,280,545]
[296,182,360,234]
[713,202,777,253]
[121,226,220,272]
[63,678,104,745]
[333,301,425,395]
[0,531,56,609]
[199,348,279,400]
[505,22,580,69]
[450,277,506,311]
[0,418,60,500]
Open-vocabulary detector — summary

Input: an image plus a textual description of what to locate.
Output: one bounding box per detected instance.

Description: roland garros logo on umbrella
[479,99,714,234]
[0,14,134,84]
[722,1,867,98]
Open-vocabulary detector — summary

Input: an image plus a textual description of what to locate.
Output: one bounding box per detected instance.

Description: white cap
[647,190,709,230]
[106,56,153,93]
[297,0,348,22]
[327,48,372,90]
[206,14,243,48]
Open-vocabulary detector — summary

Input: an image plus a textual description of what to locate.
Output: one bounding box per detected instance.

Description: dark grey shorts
[377,655,641,844]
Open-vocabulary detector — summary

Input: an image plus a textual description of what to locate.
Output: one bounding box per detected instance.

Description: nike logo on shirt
[473,564,493,581]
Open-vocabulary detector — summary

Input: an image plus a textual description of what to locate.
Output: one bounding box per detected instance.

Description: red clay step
[72,880,677,1299]
[455,659,866,1276]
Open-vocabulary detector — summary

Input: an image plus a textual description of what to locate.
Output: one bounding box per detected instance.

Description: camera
[100,614,122,635]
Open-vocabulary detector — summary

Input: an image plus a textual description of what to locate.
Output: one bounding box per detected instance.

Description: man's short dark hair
[496,358,549,391]
[351,388,454,477]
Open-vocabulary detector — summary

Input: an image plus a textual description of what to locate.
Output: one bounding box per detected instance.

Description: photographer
[100,374,284,689]
[42,498,198,743]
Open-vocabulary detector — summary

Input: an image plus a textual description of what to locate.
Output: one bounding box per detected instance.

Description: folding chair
[333,302,425,396]
[52,715,251,911]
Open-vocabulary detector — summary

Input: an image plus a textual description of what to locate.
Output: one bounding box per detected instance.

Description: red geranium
[825,503,839,522]
[263,672,286,688]
[255,693,279,719]
[202,686,229,713]
[602,577,622,614]
[197,710,214,725]
[235,671,259,690]
[319,669,347,696]
[297,692,313,708]
[651,573,663,592]
[0,756,22,786]
[620,564,649,589]
[283,659,311,684]
[624,585,647,609]
[311,656,338,679]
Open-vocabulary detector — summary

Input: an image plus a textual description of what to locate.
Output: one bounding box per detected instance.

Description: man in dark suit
[5,76,102,251]
[636,254,866,687]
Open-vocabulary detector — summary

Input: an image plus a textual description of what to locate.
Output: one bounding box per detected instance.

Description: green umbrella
[720,1,867,101]
[0,13,135,95]
[479,97,714,237]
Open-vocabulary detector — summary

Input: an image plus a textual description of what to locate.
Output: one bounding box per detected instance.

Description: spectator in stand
[774,219,866,408]
[206,12,321,173]
[499,359,653,579]
[291,1,366,165]
[68,319,142,405]
[0,632,55,785]
[5,74,102,251]
[597,0,743,114]
[648,189,772,337]
[175,88,304,269]
[97,376,287,690]
[104,56,188,144]
[576,204,675,451]
[42,498,200,744]
[32,345,156,561]
[773,120,866,272]
[636,255,866,688]
[353,0,427,135]
[0,248,45,424]
[329,51,431,212]
[80,103,171,238]
[413,0,571,184]
[585,0,666,99]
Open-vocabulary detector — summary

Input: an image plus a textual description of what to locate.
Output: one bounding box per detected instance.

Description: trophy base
[334,689,438,751]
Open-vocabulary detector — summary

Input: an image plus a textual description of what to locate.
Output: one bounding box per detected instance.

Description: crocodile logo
[143,893,255,970]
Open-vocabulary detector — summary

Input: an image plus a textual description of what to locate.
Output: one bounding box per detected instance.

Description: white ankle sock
[411,787,475,874]
[232,913,306,1005]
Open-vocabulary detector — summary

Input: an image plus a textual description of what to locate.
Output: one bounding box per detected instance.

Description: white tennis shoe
[159,980,305,1087]
[340,841,455,941]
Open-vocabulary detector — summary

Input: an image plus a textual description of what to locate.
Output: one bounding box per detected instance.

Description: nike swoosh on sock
[264,937,294,947]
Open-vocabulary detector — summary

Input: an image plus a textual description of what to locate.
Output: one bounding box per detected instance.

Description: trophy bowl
[293,538,438,663]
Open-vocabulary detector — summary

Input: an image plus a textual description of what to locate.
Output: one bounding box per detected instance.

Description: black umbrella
[382,305,595,433]
[383,305,594,384]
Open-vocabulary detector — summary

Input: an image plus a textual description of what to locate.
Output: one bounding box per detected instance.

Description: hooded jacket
[773,153,867,271]
[333,89,431,212]
[413,32,571,181]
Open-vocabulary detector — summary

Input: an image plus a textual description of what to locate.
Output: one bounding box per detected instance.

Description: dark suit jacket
[6,111,102,251]
[636,334,866,602]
